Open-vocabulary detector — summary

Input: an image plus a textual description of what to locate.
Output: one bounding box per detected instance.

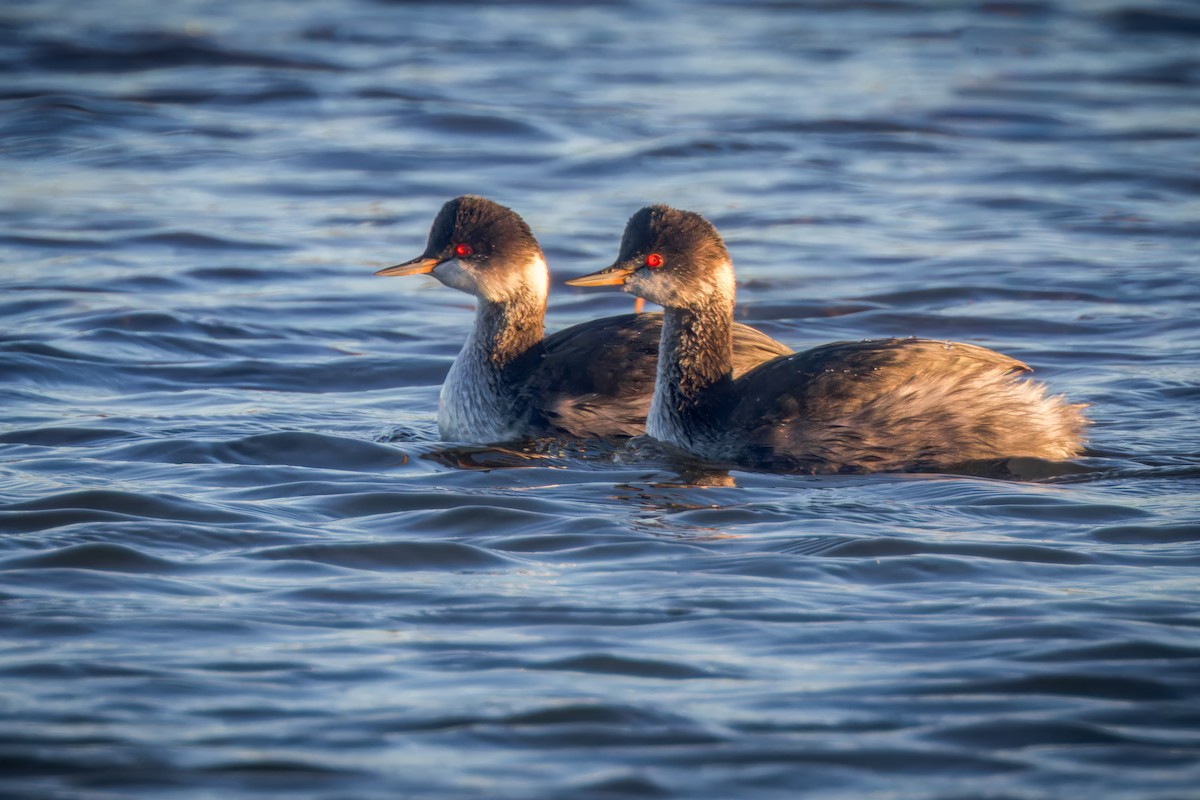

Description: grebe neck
[472,283,546,368]
[646,294,734,445]
[438,281,546,442]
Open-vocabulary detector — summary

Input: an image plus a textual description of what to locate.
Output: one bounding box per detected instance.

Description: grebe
[567,204,1087,473]
[376,196,792,442]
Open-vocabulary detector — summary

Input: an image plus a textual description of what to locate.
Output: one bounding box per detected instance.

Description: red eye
[455,243,473,257]
[645,253,664,268]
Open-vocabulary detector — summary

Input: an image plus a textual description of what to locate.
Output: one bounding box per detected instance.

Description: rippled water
[3,1,1200,797]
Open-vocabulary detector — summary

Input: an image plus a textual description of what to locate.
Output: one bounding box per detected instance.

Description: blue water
[3,1,1199,798]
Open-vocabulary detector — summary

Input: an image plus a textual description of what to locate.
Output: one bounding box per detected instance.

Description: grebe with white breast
[377,196,792,442]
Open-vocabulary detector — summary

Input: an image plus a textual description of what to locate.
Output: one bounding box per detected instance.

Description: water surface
[2,1,1199,797]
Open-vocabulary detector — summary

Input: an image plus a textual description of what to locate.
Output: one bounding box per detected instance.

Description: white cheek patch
[629,259,736,308]
[523,254,549,304]
[431,255,550,304]
[627,270,662,304]
[476,254,548,303]
[710,259,736,305]
[432,260,477,295]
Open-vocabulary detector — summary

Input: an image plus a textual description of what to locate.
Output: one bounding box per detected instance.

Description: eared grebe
[376,196,792,442]
[567,204,1088,473]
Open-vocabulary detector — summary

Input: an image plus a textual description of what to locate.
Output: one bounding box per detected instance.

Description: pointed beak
[565,264,637,287]
[375,256,442,277]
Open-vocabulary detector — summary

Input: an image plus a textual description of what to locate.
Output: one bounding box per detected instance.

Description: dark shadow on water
[421,438,629,472]
[422,444,563,471]
[940,456,1097,482]
[417,434,1105,487]
[1047,461,1200,484]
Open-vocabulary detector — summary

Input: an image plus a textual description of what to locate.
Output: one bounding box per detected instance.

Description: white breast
[438,340,525,443]
[432,254,549,443]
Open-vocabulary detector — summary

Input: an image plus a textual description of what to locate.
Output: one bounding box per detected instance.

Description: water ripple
[2,0,1198,798]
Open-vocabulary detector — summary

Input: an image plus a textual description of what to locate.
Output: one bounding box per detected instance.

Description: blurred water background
[2,0,1199,797]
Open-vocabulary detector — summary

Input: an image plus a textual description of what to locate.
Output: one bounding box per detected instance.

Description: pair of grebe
[378,196,1086,473]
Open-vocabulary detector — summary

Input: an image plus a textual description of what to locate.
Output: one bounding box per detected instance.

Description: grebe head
[566,204,734,309]
[377,195,547,303]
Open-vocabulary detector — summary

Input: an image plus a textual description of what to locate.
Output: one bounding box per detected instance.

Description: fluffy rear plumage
[724,339,1087,472]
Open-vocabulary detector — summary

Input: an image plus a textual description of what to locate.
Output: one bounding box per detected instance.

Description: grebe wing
[729,320,795,376]
[733,337,1030,415]
[518,313,660,438]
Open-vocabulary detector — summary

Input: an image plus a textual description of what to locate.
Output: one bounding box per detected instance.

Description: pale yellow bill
[375,257,440,277]
[564,265,636,287]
